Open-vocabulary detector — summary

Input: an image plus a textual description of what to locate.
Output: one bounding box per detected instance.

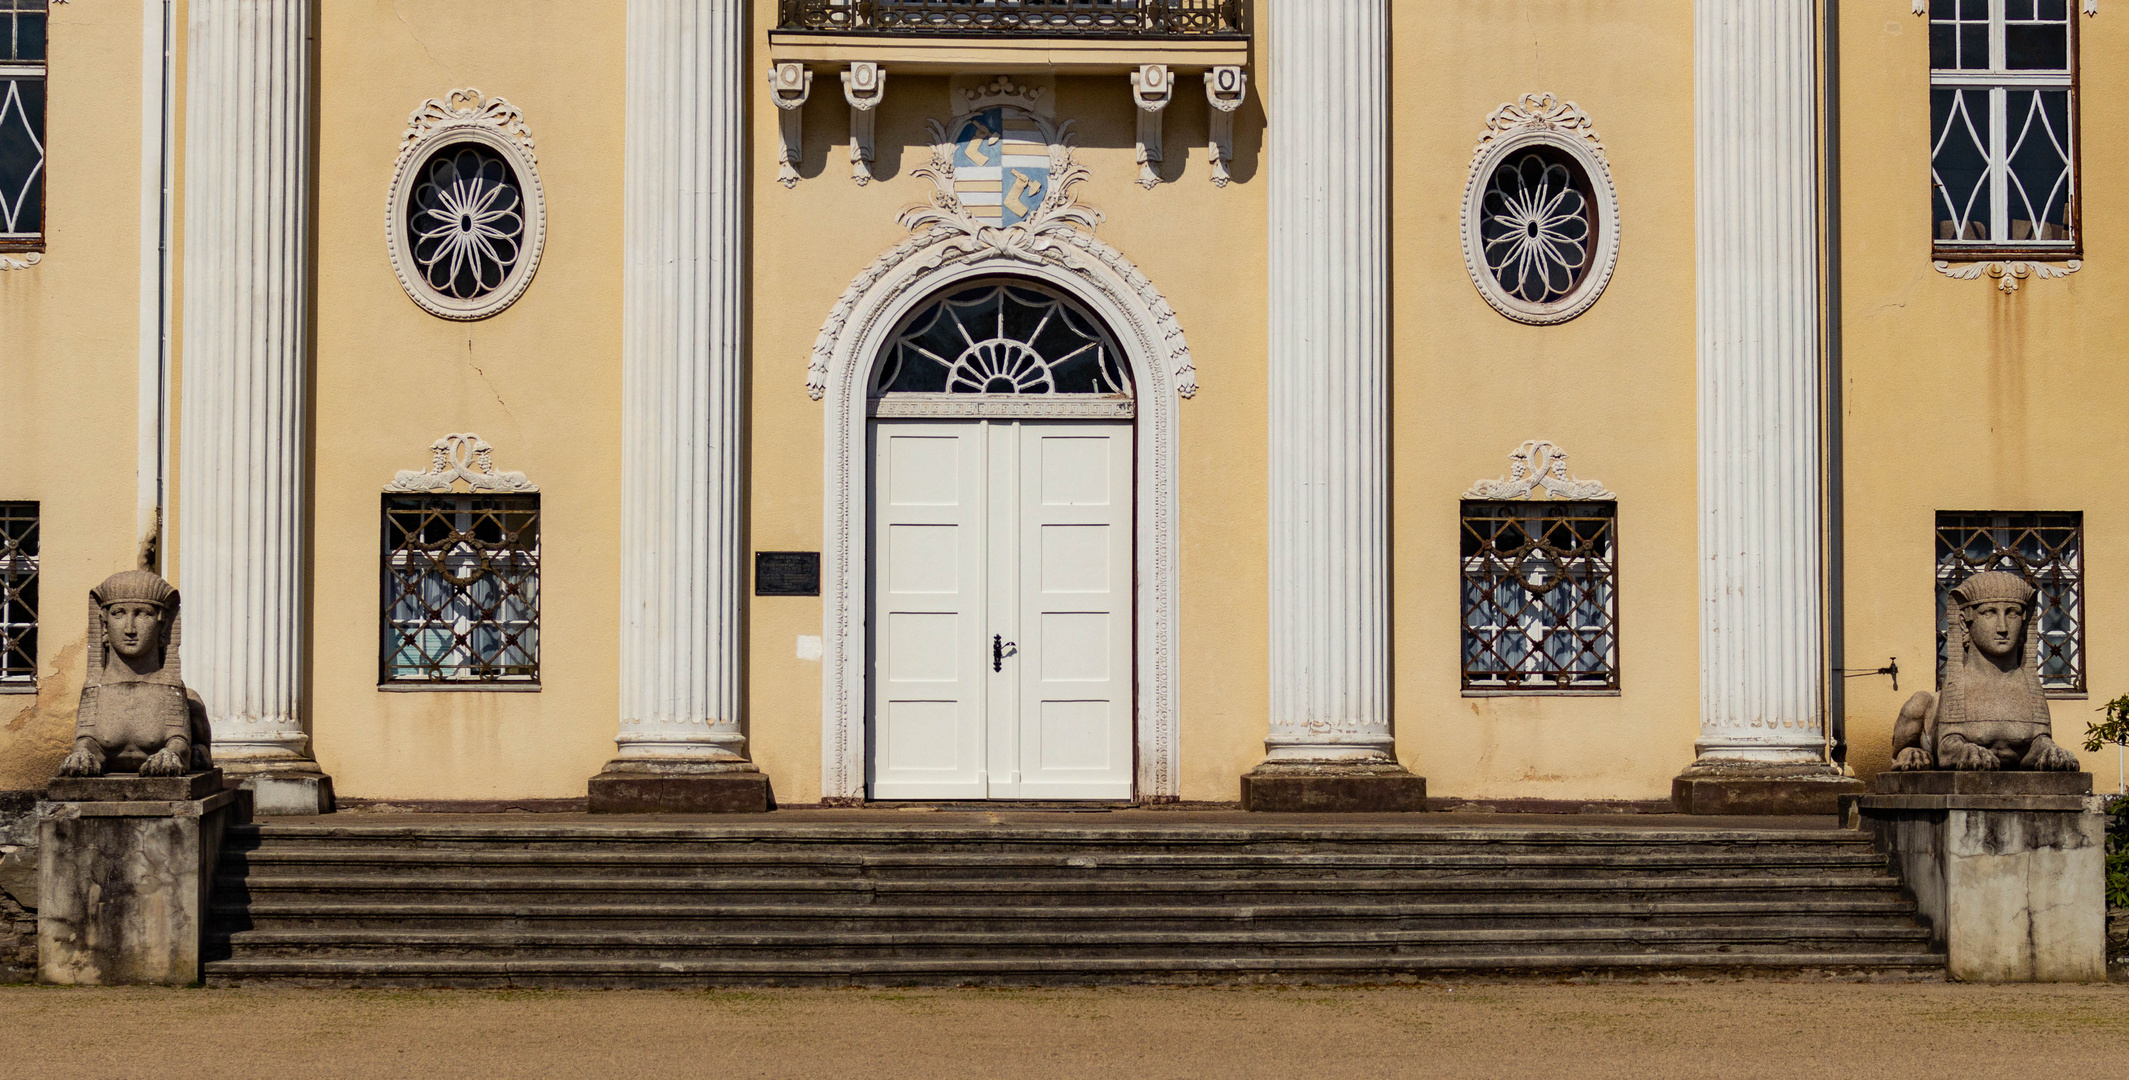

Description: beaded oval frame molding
[385,88,547,321]
[1460,94,1621,326]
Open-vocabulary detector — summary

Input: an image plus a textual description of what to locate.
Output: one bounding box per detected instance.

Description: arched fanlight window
[875,280,1132,398]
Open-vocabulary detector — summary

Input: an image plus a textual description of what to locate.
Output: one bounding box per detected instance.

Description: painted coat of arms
[949,108,1051,228]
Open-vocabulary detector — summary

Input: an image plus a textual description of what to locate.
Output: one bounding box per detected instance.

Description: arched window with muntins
[873,279,1133,413]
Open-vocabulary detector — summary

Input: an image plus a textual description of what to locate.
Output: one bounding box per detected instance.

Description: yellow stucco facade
[3,1,2122,806]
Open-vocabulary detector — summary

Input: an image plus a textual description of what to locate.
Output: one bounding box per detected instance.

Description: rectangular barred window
[1461,501,1619,693]
[0,502,35,687]
[0,0,46,249]
[1936,511,2082,694]
[1929,0,2078,252]
[381,495,539,684]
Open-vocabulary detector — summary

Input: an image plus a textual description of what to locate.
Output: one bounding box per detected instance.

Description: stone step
[225,823,1877,854]
[219,848,1894,880]
[209,925,1938,961]
[210,898,1926,934]
[200,951,1949,988]
[210,873,1907,908]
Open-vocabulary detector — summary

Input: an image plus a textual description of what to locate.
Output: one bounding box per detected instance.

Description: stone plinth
[588,765,770,814]
[1672,763,1864,815]
[1858,772,2106,983]
[38,771,242,985]
[221,766,333,816]
[1241,762,1426,813]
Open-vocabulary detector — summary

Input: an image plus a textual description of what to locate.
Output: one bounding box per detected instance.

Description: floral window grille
[381,495,539,683]
[407,144,528,304]
[0,502,36,686]
[1479,146,1596,308]
[875,280,1132,400]
[1935,510,2082,694]
[1461,501,1619,692]
[0,0,46,249]
[1929,0,2078,252]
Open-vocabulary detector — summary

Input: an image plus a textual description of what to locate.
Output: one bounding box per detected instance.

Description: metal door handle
[993,635,1016,672]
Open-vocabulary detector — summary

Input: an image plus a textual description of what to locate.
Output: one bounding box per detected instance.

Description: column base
[588,762,771,814]
[1241,761,1426,813]
[1670,761,1862,816]
[219,762,334,816]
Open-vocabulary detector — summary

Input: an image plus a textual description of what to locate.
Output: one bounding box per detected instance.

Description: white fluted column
[1692,0,1828,765]
[177,0,323,802]
[1261,0,1394,764]
[607,0,751,777]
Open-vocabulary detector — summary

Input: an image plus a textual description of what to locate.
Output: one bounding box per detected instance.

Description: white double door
[868,418,1135,800]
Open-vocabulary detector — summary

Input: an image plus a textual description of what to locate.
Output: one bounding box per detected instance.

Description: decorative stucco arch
[810,105,1195,800]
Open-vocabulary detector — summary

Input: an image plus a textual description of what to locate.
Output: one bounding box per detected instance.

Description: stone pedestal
[588,763,769,814]
[1858,771,2107,983]
[1672,762,1864,816]
[1241,762,1425,813]
[38,771,242,985]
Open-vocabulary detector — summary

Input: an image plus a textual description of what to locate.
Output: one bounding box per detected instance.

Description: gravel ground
[0,981,2125,1080]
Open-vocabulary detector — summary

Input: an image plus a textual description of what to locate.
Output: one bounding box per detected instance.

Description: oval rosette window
[1461,96,1620,325]
[386,90,546,321]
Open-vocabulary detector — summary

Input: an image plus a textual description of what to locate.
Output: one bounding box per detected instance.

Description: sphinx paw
[1939,738,2000,771]
[1891,747,1935,771]
[138,748,187,777]
[56,748,105,778]
[2023,736,2081,772]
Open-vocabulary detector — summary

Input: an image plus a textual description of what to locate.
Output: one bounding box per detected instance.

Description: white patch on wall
[386,89,546,321]
[1461,94,1621,326]
[796,635,824,662]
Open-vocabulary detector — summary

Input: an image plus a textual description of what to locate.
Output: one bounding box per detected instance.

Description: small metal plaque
[754,551,820,597]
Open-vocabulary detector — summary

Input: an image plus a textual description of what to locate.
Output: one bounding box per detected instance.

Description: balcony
[778,0,1245,38]
[770,0,1250,74]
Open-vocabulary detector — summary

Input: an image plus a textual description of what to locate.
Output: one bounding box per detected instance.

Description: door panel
[867,423,987,799]
[867,418,1132,801]
[1011,423,1134,799]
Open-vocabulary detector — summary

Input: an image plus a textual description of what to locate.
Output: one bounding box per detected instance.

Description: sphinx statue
[54,569,212,778]
[1891,570,2080,772]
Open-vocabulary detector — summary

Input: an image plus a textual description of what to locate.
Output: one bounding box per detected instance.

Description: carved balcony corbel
[770,61,814,188]
[841,62,886,186]
[1130,64,1174,189]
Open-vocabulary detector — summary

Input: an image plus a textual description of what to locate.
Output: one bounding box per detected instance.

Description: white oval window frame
[386,89,547,322]
[1460,94,1620,326]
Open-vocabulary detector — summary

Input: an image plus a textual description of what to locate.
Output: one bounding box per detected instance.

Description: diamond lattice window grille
[0,0,45,244]
[1929,0,2077,251]
[0,502,38,685]
[1935,510,2083,694]
[380,494,540,684]
[1461,500,1619,692]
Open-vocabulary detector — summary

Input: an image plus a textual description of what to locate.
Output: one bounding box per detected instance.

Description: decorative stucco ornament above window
[805,82,1196,399]
[1461,94,1621,326]
[385,432,538,493]
[1464,440,1614,501]
[386,90,546,321]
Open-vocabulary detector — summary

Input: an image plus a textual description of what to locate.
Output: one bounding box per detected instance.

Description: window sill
[1932,247,2081,263]
[2047,691,2089,701]
[1463,688,1621,698]
[0,683,36,695]
[378,682,541,693]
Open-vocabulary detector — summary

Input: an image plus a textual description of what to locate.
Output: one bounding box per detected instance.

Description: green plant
[2088,698,2129,909]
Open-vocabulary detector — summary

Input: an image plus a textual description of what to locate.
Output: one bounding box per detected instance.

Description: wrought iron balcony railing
[777,0,1247,38]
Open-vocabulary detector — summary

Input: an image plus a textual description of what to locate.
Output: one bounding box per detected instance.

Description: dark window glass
[1461,501,1619,693]
[0,502,38,685]
[381,495,540,684]
[1,0,47,63]
[877,281,1130,397]
[1935,511,2083,694]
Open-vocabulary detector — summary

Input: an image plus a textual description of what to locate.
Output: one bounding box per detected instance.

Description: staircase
[202,819,1945,987]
